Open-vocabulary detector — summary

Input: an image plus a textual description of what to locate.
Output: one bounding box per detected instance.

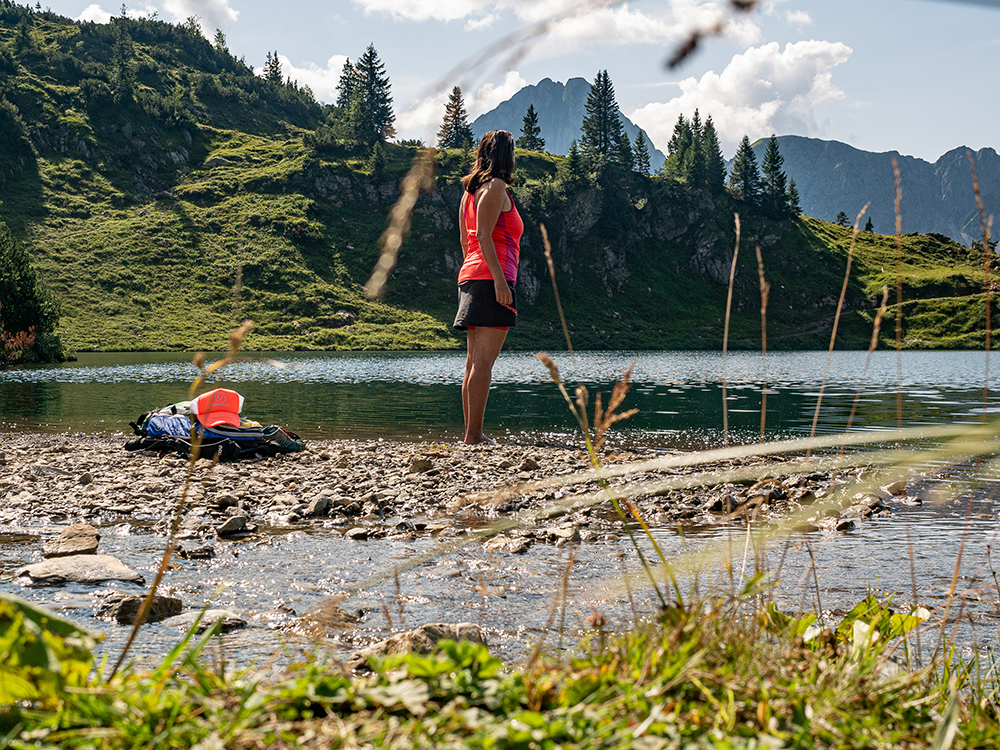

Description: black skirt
[453,279,517,330]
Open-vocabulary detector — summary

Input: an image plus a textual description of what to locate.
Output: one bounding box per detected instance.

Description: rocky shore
[0,432,918,547]
[1,431,925,665]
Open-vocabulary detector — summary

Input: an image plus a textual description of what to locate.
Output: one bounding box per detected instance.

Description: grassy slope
[0,11,990,353]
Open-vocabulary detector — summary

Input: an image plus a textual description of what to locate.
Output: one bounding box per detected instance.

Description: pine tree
[563,139,585,185]
[213,29,227,52]
[685,132,706,186]
[786,179,802,215]
[437,87,474,149]
[353,43,394,143]
[690,109,703,142]
[633,130,651,174]
[836,211,849,226]
[728,135,761,204]
[664,114,692,179]
[369,140,386,181]
[701,116,726,194]
[0,223,60,360]
[110,22,136,100]
[516,104,545,151]
[336,59,357,109]
[760,135,789,217]
[580,70,624,160]
[263,51,282,84]
[864,216,874,233]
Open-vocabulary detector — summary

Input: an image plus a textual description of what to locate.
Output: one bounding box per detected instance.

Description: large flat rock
[17,554,144,586]
[159,609,247,632]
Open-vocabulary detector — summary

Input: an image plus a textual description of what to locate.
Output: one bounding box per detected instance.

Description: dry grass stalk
[893,158,904,431]
[722,214,741,445]
[666,0,762,69]
[840,285,890,449]
[111,321,252,678]
[540,224,574,356]
[364,149,436,299]
[807,203,869,454]
[967,149,994,420]
[755,245,770,436]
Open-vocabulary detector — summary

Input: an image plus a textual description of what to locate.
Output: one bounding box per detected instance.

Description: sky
[46,0,1000,161]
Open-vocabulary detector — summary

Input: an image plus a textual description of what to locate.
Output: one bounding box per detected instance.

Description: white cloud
[785,9,813,26]
[628,39,852,156]
[350,0,761,55]
[469,71,527,116]
[465,13,498,31]
[252,54,350,102]
[394,71,525,144]
[162,0,239,36]
[76,4,113,22]
[396,92,450,144]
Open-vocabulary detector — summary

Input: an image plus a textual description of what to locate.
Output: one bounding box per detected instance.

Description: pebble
[343,622,486,672]
[159,609,247,632]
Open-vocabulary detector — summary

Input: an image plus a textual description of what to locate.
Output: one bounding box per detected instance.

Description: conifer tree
[580,70,624,160]
[516,104,545,151]
[614,129,634,171]
[110,22,136,100]
[436,86,474,149]
[633,130,651,174]
[865,216,874,232]
[353,43,394,143]
[563,139,585,185]
[786,179,802,215]
[761,134,789,217]
[0,223,60,360]
[728,135,761,203]
[263,50,282,84]
[213,29,227,52]
[701,116,726,194]
[664,114,692,179]
[685,132,706,186]
[336,59,357,109]
[836,211,849,226]
[690,109,703,142]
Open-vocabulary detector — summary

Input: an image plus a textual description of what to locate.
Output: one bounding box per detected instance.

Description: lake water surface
[3,350,1000,667]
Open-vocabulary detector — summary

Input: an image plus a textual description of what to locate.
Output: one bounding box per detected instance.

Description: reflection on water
[3,350,1000,447]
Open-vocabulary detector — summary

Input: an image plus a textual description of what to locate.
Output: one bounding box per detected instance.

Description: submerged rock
[159,609,247,632]
[97,592,183,624]
[344,622,487,672]
[17,554,145,586]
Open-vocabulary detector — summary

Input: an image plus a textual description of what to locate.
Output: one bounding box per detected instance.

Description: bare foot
[463,435,496,446]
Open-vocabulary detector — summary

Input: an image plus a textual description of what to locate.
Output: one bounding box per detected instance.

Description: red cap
[191,388,244,428]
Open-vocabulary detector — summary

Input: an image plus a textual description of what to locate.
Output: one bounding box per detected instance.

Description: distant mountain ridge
[471,77,666,170]
[754,136,1000,245]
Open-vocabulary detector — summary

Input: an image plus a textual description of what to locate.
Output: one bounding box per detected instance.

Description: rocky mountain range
[471,77,666,170]
[753,136,999,245]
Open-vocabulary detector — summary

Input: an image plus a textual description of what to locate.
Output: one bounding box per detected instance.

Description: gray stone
[346,527,369,540]
[78,472,94,486]
[306,496,330,517]
[344,622,487,672]
[519,457,540,472]
[97,593,183,624]
[176,544,216,560]
[484,535,530,554]
[409,456,433,473]
[216,515,247,536]
[43,523,100,558]
[17,554,144,586]
[882,480,907,496]
[159,609,247,632]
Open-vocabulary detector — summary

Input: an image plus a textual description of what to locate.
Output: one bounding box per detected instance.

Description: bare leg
[462,327,508,445]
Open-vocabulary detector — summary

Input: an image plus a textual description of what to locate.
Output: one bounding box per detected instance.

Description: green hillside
[0,6,991,355]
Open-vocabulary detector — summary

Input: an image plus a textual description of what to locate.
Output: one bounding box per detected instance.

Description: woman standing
[453,130,522,445]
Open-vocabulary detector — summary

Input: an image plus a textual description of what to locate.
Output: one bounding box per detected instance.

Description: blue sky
[47,0,1000,161]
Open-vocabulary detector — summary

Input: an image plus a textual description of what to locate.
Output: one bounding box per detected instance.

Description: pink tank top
[458,188,522,283]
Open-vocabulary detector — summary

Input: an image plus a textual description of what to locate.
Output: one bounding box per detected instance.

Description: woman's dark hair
[461,130,515,194]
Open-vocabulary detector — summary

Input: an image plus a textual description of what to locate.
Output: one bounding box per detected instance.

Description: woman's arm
[458,192,470,258]
[474,178,513,306]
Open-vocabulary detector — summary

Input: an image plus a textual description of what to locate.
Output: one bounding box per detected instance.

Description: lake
[3,349,999,445]
[3,349,1000,667]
